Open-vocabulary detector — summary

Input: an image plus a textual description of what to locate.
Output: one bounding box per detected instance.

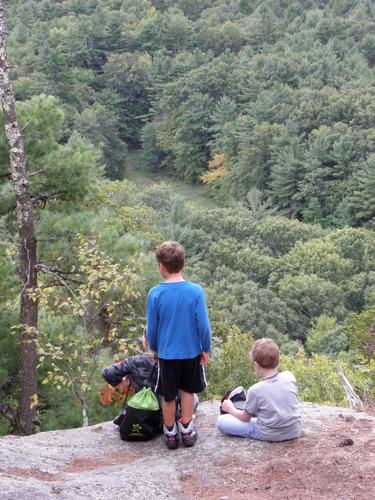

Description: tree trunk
[0,2,38,435]
[79,392,89,428]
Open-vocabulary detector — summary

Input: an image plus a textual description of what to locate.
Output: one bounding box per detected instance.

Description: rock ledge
[0,401,374,499]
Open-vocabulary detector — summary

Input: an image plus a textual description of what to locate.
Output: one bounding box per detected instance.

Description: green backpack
[119,387,162,441]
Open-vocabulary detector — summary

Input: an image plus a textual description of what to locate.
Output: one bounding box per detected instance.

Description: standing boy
[147,241,211,449]
[218,338,301,441]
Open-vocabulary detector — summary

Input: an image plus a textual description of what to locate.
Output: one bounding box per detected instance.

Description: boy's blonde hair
[156,240,186,273]
[251,338,280,369]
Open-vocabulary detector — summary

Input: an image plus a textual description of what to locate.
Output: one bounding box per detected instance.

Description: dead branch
[337,366,364,412]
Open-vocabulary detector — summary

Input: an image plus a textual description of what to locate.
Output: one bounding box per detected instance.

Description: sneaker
[178,420,197,447]
[163,423,179,450]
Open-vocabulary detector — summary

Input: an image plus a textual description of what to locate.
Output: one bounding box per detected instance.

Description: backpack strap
[150,362,157,388]
[122,376,132,408]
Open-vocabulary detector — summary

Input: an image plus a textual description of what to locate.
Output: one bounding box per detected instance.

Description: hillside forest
[1,0,375,434]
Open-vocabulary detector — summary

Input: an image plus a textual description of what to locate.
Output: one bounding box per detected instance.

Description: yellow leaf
[30,394,39,409]
[200,154,228,184]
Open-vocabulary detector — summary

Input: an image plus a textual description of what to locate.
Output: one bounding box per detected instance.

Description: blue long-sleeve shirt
[146,281,212,360]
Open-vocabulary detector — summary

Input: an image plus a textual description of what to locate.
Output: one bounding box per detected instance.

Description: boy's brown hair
[250,338,280,369]
[156,240,186,273]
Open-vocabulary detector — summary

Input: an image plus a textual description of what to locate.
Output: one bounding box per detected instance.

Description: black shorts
[155,355,207,402]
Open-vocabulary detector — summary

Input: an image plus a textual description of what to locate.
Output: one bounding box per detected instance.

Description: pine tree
[140,121,161,172]
[269,137,305,219]
[209,96,238,162]
[0,2,38,435]
[347,155,375,225]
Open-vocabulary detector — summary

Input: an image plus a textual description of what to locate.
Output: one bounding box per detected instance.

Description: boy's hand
[150,349,158,361]
[200,352,209,365]
[221,399,234,414]
[222,399,252,421]
[119,376,131,390]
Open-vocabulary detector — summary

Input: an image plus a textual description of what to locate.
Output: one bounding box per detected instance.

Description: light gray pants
[217,415,270,441]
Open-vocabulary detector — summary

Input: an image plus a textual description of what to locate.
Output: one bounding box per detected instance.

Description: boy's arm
[221,399,252,422]
[200,351,209,365]
[244,387,258,418]
[146,292,158,352]
[196,288,212,354]
[101,358,133,387]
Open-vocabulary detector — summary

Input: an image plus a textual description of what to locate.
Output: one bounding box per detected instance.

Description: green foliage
[326,228,375,273]
[37,236,143,426]
[102,51,152,142]
[204,326,256,400]
[36,30,78,104]
[17,95,64,162]
[6,0,375,225]
[0,94,62,175]
[276,273,346,340]
[344,306,375,359]
[172,93,213,179]
[207,277,297,342]
[140,122,161,172]
[137,182,174,212]
[254,216,326,257]
[276,239,353,284]
[74,104,127,180]
[360,34,375,67]
[232,123,283,198]
[346,154,375,225]
[1,95,102,204]
[306,315,348,357]
[31,131,103,202]
[138,196,375,346]
[0,239,19,425]
[280,351,367,405]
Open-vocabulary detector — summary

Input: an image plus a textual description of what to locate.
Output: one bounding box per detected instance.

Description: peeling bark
[0,2,38,435]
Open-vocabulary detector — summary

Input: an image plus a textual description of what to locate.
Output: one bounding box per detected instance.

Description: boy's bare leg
[162,398,176,428]
[179,390,194,424]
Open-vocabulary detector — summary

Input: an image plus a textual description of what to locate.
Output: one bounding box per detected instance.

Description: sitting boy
[217,338,301,442]
[102,331,157,393]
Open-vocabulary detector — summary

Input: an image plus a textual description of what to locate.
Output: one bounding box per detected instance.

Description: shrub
[281,350,375,405]
[204,326,256,400]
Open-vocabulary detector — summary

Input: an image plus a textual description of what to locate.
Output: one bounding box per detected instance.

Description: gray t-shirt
[245,371,301,441]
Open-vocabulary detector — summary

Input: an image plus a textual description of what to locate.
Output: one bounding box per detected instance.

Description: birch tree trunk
[0,2,38,435]
[79,392,89,428]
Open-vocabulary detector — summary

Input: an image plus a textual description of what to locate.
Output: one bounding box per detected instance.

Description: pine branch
[0,389,21,433]
[36,263,83,291]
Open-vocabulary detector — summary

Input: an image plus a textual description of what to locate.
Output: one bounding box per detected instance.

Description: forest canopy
[4,0,375,227]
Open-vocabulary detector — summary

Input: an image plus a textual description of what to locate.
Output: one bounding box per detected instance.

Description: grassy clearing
[124,151,217,210]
